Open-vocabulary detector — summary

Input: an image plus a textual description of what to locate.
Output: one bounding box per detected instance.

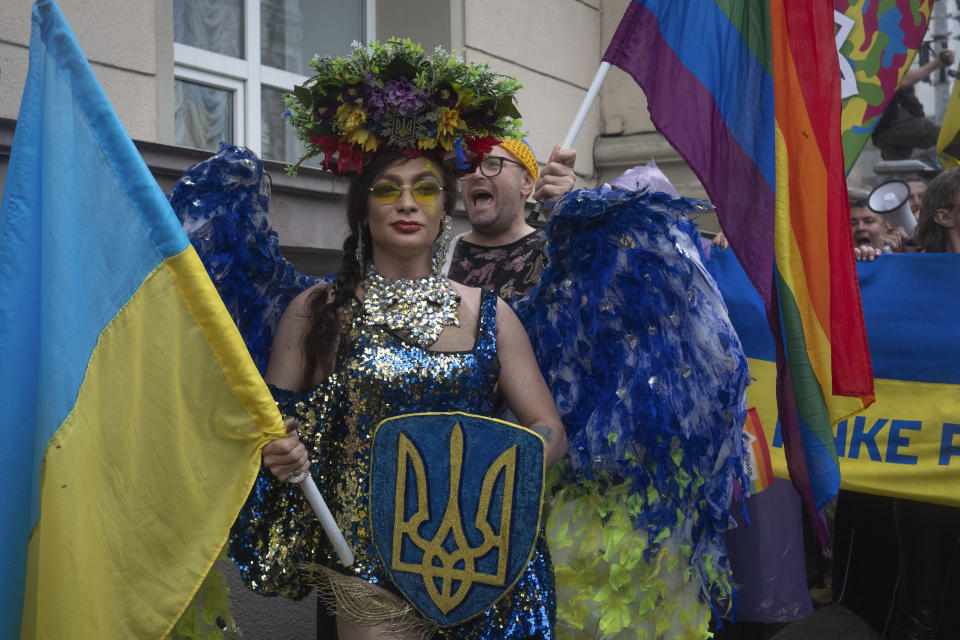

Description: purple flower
[432,82,458,108]
[340,83,363,105]
[384,78,425,115]
[313,99,337,122]
[364,83,387,119]
[478,105,498,128]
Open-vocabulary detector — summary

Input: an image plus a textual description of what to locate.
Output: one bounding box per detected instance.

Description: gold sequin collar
[361,266,461,348]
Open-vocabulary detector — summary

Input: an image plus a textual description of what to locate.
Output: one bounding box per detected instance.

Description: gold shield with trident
[368,412,545,627]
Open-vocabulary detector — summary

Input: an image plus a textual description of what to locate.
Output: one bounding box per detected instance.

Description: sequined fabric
[230,289,556,639]
[361,266,461,348]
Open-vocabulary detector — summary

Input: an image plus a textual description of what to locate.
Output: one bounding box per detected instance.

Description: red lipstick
[391,220,422,233]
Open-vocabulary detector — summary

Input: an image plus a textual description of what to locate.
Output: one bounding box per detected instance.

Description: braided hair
[301,151,458,381]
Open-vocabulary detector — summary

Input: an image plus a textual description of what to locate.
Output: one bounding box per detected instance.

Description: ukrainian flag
[938,75,960,169]
[0,2,285,637]
[711,249,960,509]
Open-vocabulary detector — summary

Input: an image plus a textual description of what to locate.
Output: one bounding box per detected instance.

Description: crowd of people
[851,169,960,259]
[157,33,960,640]
[840,161,960,640]
[176,38,751,640]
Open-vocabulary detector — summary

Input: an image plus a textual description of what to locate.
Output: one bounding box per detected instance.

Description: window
[173,0,375,163]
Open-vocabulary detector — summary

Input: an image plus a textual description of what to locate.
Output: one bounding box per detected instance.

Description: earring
[432,215,453,277]
[355,225,366,271]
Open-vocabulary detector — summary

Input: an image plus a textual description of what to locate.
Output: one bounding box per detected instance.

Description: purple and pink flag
[602,0,875,540]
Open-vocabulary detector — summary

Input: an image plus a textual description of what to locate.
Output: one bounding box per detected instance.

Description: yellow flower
[335,103,366,132]
[436,108,466,138]
[418,137,438,150]
[454,85,476,109]
[438,136,455,151]
[346,127,380,152]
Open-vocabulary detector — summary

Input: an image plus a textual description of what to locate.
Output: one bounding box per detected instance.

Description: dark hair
[301,151,458,381]
[915,167,960,253]
[849,197,869,209]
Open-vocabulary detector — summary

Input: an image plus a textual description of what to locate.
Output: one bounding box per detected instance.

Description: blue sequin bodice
[230,289,556,639]
[330,291,501,583]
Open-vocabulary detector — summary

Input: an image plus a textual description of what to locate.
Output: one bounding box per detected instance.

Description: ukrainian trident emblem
[369,412,545,626]
[381,112,427,147]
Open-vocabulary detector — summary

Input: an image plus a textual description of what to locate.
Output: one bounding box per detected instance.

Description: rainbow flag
[0,2,285,637]
[743,408,774,496]
[602,0,874,540]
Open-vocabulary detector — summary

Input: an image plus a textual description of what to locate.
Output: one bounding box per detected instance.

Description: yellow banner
[747,358,960,507]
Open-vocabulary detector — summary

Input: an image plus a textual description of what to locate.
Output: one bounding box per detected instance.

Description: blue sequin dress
[230,291,556,639]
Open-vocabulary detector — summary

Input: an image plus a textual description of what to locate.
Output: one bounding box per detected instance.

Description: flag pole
[298,477,354,566]
[528,61,611,221]
[562,61,612,149]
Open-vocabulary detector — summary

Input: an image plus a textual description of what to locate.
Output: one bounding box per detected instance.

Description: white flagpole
[562,61,612,149]
[530,61,612,221]
[298,477,354,566]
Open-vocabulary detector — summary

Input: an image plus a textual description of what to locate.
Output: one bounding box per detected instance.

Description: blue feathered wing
[168,143,321,372]
[513,185,751,620]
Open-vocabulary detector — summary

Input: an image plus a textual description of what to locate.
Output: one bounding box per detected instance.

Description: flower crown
[283,39,524,176]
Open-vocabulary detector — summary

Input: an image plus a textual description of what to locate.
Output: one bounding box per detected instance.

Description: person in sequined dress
[229,149,567,640]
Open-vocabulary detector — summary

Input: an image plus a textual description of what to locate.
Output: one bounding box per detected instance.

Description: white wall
[463,0,601,183]
[0,0,172,142]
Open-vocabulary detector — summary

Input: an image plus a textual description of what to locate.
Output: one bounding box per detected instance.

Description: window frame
[173,0,376,157]
[174,60,246,149]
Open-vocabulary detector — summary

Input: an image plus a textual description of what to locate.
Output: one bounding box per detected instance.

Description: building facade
[0,1,713,279]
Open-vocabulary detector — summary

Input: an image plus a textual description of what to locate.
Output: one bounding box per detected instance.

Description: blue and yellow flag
[0,2,285,637]
[711,249,960,508]
[938,77,960,169]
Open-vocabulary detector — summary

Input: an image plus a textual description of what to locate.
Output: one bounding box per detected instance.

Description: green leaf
[646,486,659,504]
[636,592,655,615]
[655,611,671,634]
[495,98,522,119]
[292,84,311,106]
[598,603,630,634]
[653,527,671,544]
[594,583,614,602]
[383,57,418,82]
[609,563,630,590]
[667,555,679,572]
[623,544,647,571]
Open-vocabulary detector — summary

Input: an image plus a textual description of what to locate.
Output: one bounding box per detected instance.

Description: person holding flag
[0,2,292,638]
[446,138,576,300]
[873,49,956,162]
[226,40,567,640]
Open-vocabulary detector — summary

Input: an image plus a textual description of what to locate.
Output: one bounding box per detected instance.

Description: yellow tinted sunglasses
[369,181,444,205]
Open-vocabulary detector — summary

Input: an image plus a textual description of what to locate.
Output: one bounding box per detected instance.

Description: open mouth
[471,189,493,206]
[854,235,872,246]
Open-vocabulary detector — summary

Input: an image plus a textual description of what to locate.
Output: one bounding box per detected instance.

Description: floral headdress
[283,39,524,176]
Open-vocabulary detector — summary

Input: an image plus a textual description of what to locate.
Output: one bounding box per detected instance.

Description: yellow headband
[498,138,539,183]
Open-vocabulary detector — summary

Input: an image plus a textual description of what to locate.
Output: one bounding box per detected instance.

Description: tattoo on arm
[529,424,553,443]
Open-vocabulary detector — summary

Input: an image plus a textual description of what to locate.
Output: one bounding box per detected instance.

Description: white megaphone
[868,180,916,235]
